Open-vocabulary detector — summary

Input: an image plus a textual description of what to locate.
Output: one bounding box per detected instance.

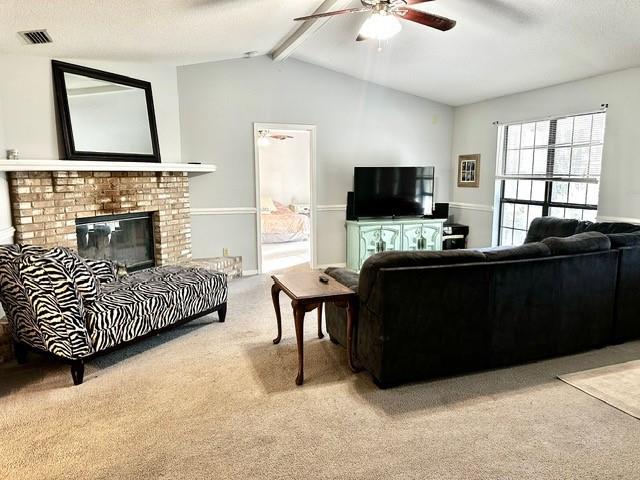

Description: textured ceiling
[0,0,318,64]
[1,0,640,105]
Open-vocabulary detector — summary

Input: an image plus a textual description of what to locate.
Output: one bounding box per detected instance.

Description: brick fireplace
[8,170,192,265]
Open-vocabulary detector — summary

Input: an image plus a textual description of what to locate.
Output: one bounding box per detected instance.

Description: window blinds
[496,111,607,184]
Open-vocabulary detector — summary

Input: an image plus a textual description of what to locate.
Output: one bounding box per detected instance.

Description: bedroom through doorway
[254,124,316,274]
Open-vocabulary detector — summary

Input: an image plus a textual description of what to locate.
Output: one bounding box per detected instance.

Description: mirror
[52,61,161,162]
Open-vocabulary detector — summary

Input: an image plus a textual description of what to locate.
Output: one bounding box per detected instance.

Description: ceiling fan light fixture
[358,11,402,41]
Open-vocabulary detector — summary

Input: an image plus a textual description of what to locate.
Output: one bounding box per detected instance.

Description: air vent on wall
[18,30,53,45]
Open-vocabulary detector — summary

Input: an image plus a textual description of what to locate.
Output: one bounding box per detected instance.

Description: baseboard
[241,265,345,275]
[317,263,346,270]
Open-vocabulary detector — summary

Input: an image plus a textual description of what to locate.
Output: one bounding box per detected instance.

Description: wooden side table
[271,272,360,385]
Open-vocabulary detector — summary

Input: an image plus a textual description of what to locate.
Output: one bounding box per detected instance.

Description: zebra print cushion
[16,253,94,359]
[84,258,118,284]
[85,266,228,352]
[42,247,101,303]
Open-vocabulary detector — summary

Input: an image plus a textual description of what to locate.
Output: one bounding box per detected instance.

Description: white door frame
[253,123,317,274]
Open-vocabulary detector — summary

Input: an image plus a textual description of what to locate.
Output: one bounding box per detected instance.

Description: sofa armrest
[324,267,359,293]
[324,268,359,349]
[17,255,94,360]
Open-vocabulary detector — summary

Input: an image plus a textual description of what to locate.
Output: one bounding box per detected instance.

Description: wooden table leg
[271,283,283,345]
[293,301,306,386]
[346,297,362,373]
[317,303,324,339]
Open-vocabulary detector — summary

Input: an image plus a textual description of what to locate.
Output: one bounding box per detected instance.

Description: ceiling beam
[270,0,353,62]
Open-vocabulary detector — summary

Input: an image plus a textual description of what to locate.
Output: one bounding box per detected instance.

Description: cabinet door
[358,225,402,268]
[402,223,442,251]
[421,224,441,251]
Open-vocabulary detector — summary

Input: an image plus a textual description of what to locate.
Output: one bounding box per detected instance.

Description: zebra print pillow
[84,258,118,284]
[42,247,101,303]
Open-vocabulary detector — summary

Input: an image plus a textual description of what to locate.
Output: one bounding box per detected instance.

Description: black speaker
[433,203,449,219]
[346,191,356,220]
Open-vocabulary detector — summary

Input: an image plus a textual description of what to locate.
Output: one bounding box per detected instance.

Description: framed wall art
[457,154,481,188]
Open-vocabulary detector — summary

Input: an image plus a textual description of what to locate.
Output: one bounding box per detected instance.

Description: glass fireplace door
[76,212,155,271]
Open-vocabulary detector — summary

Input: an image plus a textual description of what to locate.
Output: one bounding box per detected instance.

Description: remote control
[319,275,329,284]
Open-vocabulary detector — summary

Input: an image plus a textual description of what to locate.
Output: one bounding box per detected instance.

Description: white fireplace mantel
[0,159,217,176]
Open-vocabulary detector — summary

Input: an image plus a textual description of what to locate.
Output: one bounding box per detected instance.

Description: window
[495,111,606,246]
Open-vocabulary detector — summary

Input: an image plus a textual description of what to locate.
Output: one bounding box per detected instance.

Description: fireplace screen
[76,212,155,271]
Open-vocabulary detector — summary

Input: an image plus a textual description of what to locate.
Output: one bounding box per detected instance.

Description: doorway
[254,123,316,274]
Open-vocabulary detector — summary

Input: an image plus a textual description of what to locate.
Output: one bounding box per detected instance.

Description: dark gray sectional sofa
[325,218,640,387]
[0,244,228,385]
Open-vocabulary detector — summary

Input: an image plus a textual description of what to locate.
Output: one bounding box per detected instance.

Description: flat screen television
[353,166,435,218]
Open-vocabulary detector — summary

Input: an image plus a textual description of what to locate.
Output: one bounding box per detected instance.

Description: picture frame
[457,154,481,188]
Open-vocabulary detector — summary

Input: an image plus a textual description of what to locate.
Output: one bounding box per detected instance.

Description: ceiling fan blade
[270,135,294,140]
[356,34,367,42]
[295,7,370,22]
[398,9,456,31]
[404,0,436,4]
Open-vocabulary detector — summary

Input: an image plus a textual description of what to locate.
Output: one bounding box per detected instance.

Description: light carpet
[559,360,640,419]
[1,274,640,479]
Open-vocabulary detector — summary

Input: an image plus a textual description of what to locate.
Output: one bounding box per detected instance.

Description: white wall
[179,56,454,269]
[259,131,310,206]
[451,67,640,248]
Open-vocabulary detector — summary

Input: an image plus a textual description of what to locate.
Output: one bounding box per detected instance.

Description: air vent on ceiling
[18,30,53,45]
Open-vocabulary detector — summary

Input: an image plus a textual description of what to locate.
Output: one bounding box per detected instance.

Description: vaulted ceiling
[1,0,640,105]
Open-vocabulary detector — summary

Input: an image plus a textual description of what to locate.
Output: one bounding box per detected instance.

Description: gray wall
[178,56,454,269]
[451,66,640,247]
[0,65,12,245]
[0,54,182,162]
[0,54,182,249]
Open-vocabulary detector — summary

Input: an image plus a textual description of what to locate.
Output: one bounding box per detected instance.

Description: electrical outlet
[223,247,229,257]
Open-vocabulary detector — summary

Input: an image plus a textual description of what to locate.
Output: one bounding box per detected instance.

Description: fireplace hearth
[76,212,155,271]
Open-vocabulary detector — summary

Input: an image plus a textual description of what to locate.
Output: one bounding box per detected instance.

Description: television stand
[346,218,445,271]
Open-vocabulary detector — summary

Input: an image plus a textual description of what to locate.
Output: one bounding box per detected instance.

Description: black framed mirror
[52,60,161,163]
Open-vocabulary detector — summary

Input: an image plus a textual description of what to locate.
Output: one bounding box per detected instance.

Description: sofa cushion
[360,250,487,302]
[479,242,552,262]
[579,221,640,235]
[85,266,228,352]
[84,258,119,284]
[43,247,101,303]
[525,217,580,243]
[607,233,640,249]
[325,267,359,293]
[541,232,611,256]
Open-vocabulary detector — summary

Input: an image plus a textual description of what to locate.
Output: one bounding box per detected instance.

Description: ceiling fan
[258,130,293,141]
[294,0,456,41]
[257,130,294,146]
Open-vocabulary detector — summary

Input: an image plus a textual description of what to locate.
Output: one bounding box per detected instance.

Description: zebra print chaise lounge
[0,244,228,385]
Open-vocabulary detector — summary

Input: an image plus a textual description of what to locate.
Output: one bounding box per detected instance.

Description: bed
[261,201,310,244]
